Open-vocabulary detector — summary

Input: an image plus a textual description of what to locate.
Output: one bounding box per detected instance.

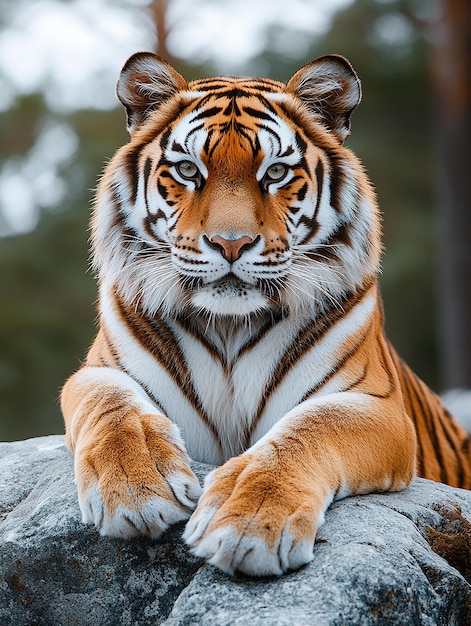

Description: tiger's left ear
[116,52,188,134]
[287,55,361,142]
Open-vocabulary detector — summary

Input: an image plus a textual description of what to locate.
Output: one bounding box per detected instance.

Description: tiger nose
[204,234,259,262]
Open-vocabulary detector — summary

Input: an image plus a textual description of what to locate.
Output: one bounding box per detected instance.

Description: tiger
[61,51,471,577]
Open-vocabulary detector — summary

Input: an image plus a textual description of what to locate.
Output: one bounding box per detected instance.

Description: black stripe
[306,222,352,263]
[257,123,282,145]
[299,322,371,404]
[157,180,169,201]
[437,408,467,487]
[159,127,172,150]
[175,307,284,375]
[242,106,274,122]
[393,351,423,474]
[296,183,308,202]
[244,77,283,89]
[190,80,233,90]
[406,368,448,484]
[205,129,220,159]
[367,338,396,400]
[298,160,324,245]
[328,151,345,214]
[95,327,168,419]
[295,131,307,154]
[171,141,185,153]
[298,211,320,245]
[193,106,224,121]
[184,122,205,142]
[249,279,376,440]
[280,145,295,158]
[438,413,464,486]
[143,157,152,212]
[315,160,323,203]
[344,365,368,391]
[236,125,260,156]
[204,87,255,101]
[108,180,126,229]
[100,324,124,369]
[124,145,143,205]
[115,293,224,454]
[158,169,173,178]
[143,157,152,186]
[249,93,279,115]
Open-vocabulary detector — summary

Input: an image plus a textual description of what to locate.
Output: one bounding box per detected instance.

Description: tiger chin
[61,52,471,577]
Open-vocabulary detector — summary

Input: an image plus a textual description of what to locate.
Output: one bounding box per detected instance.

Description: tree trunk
[433,0,471,389]
[147,0,177,64]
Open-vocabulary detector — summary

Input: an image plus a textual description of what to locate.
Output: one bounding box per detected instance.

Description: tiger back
[61,52,471,577]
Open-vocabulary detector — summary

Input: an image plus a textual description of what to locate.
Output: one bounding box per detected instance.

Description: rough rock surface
[1,435,470,626]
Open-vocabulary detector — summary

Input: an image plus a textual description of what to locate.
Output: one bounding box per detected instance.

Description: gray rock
[1,435,470,626]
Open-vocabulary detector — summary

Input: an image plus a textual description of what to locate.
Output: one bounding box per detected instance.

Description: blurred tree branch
[433,0,471,388]
[147,0,176,63]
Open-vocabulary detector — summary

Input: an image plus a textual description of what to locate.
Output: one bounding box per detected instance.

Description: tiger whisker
[284,272,345,310]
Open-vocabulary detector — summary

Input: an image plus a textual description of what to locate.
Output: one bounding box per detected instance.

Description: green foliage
[0,103,128,439]
[0,209,94,439]
[0,0,442,439]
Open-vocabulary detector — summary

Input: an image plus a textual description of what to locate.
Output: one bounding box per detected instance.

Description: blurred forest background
[1,0,470,441]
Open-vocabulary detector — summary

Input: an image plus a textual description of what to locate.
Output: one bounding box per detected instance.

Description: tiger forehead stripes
[62,52,471,578]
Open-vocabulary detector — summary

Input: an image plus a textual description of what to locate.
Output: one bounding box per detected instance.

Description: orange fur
[61,52,471,575]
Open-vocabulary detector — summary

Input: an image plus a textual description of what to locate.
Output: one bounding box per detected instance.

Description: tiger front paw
[75,413,202,538]
[183,454,324,576]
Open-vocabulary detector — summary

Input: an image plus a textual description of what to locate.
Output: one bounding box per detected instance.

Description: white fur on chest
[172,316,301,459]
[101,285,375,464]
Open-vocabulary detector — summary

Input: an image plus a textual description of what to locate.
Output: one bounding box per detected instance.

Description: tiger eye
[266,163,288,182]
[176,161,199,179]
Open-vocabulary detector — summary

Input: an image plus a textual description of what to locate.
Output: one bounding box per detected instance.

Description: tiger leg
[61,366,202,537]
[184,391,416,576]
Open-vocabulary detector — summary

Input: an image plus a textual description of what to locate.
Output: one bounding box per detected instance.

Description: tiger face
[93,53,381,319]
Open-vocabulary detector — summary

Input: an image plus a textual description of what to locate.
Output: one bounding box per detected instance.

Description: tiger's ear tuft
[287,55,361,142]
[116,52,188,134]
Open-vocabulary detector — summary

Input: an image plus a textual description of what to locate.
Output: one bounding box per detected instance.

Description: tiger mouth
[182,272,283,301]
[180,274,251,291]
[210,274,253,295]
[212,274,250,288]
[184,271,284,315]
[210,274,285,305]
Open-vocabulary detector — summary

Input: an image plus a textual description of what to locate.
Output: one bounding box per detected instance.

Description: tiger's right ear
[116,52,188,134]
[287,55,361,143]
